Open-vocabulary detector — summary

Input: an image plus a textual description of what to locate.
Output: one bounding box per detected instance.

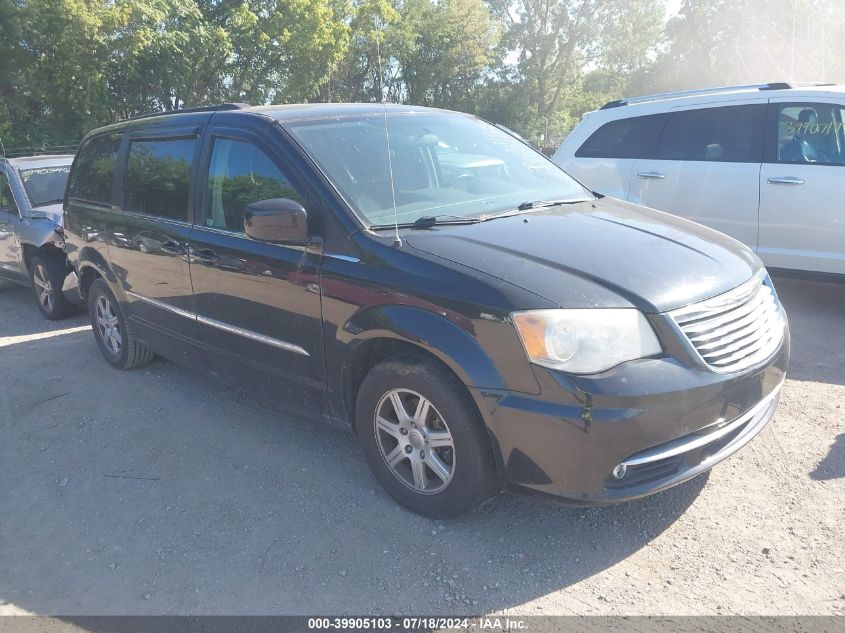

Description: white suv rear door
[627,102,766,250]
[759,98,845,274]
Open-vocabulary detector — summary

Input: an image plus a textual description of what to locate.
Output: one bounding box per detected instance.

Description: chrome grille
[670,273,785,373]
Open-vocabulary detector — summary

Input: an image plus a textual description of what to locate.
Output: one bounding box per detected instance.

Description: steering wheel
[445,172,474,188]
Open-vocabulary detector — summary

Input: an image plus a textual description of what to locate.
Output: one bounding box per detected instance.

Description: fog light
[612,464,627,479]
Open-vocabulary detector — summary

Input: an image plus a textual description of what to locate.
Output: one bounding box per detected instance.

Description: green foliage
[388,0,500,107]
[6,0,841,154]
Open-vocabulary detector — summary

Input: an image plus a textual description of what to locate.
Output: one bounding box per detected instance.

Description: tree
[0,0,26,141]
[323,0,399,102]
[107,0,231,115]
[389,0,501,108]
[499,0,665,144]
[11,0,115,147]
[221,0,349,103]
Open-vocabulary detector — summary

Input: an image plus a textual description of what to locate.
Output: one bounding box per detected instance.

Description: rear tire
[29,254,73,320]
[88,278,154,369]
[356,356,495,518]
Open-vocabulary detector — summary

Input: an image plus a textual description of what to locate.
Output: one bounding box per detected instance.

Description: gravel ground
[0,275,842,616]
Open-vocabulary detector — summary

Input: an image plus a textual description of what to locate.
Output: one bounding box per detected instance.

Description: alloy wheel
[95,295,122,356]
[374,388,455,494]
[32,263,54,313]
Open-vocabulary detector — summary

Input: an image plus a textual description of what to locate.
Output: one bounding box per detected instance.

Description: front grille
[670,272,785,373]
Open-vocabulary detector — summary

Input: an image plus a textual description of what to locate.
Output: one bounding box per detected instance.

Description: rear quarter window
[575,114,667,159]
[68,133,122,205]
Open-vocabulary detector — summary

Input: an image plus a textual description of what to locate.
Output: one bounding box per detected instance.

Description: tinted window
[205,138,302,233]
[575,114,667,159]
[20,165,71,207]
[0,171,17,213]
[775,103,845,165]
[124,138,196,221]
[659,105,763,162]
[68,133,121,204]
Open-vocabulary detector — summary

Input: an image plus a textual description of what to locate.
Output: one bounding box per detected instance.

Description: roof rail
[600,83,794,110]
[1,146,78,159]
[122,103,251,122]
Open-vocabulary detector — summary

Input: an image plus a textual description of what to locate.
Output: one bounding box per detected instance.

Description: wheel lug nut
[400,428,408,435]
[420,451,425,459]
[404,445,412,454]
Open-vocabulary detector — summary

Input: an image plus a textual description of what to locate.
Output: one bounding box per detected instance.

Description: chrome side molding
[126,291,195,320]
[196,313,310,356]
[125,290,310,357]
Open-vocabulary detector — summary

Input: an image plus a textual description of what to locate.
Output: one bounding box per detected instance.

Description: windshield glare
[20,165,71,208]
[285,112,590,227]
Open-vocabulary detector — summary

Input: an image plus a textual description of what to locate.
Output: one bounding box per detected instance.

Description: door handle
[637,171,665,179]
[160,240,183,254]
[189,247,220,265]
[767,176,805,186]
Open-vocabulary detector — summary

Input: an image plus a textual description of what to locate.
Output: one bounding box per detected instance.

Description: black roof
[89,102,454,135]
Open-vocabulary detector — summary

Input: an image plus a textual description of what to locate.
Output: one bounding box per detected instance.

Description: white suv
[553,82,845,275]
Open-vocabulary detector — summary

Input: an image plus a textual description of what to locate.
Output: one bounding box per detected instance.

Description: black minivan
[63,103,789,517]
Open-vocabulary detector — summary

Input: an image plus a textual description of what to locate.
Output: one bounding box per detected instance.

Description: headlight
[512,309,662,374]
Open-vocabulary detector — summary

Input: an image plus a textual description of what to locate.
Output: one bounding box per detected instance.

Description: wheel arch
[338,305,509,486]
[76,249,119,301]
[22,242,67,276]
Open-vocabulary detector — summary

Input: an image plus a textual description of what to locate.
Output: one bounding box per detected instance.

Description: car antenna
[376,24,401,248]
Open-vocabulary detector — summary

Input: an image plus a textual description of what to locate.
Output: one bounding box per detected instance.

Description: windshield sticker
[783,120,845,137]
[20,166,71,181]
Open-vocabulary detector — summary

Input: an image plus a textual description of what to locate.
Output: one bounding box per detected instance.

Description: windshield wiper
[476,198,591,221]
[410,214,481,229]
[370,214,481,230]
[370,200,590,231]
[516,199,589,211]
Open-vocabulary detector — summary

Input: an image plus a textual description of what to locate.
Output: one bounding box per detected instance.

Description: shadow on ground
[0,285,87,338]
[2,273,840,615]
[811,433,845,481]
[0,287,707,615]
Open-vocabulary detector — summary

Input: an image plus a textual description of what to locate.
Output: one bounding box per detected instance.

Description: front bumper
[471,324,790,503]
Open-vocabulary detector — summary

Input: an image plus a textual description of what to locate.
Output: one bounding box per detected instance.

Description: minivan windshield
[20,165,71,208]
[285,111,591,227]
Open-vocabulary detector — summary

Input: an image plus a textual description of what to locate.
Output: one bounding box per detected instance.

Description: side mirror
[244,198,308,244]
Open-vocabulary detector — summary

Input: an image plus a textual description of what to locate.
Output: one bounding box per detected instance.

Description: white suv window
[575,104,764,163]
[575,114,667,159]
[658,105,764,163]
[776,103,845,165]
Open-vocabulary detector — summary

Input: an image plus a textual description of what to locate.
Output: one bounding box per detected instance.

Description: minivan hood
[403,198,761,313]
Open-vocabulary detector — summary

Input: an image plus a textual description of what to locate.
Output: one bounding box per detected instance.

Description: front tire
[29,254,73,320]
[356,356,495,518]
[88,278,154,370]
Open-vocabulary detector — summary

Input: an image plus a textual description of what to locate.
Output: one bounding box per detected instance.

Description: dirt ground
[0,275,842,616]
